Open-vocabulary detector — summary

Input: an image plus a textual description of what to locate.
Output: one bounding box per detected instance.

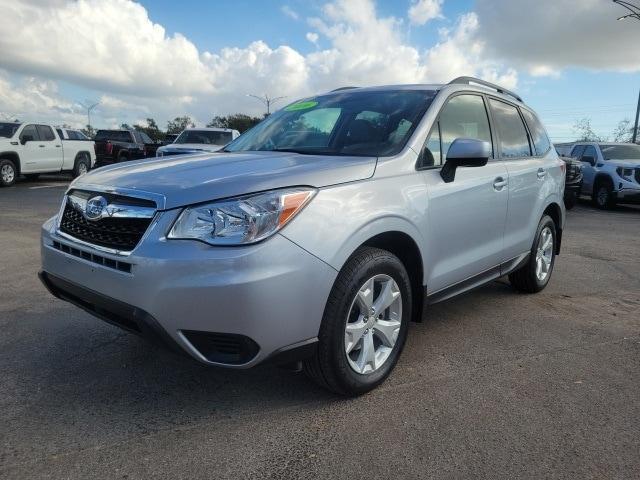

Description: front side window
[224,89,436,157]
[175,130,233,146]
[422,94,492,166]
[20,124,39,142]
[521,109,551,155]
[37,125,55,141]
[581,145,597,164]
[489,99,531,158]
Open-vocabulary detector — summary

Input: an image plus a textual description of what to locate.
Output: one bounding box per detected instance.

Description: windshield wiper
[268,148,317,155]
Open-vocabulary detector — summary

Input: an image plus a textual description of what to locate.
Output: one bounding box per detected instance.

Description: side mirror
[20,135,34,145]
[581,155,595,166]
[440,138,491,183]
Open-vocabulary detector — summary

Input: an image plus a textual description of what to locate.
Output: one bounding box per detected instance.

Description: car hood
[159,143,224,152]
[607,159,640,167]
[72,151,377,209]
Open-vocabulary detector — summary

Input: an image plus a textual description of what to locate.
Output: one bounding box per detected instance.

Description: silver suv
[569,142,640,209]
[40,77,565,395]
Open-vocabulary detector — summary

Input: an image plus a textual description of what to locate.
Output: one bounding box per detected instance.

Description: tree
[166,116,195,134]
[81,124,96,138]
[573,117,605,142]
[207,113,263,133]
[612,119,633,143]
[120,123,132,130]
[134,118,164,142]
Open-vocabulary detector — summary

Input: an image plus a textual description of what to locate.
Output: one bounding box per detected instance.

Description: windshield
[175,130,232,145]
[224,89,435,156]
[0,122,21,138]
[601,144,640,160]
[94,130,133,142]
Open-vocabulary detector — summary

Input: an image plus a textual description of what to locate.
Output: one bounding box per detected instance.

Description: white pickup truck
[0,122,96,187]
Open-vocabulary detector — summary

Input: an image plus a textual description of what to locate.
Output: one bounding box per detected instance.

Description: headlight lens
[617,167,634,180]
[168,187,316,245]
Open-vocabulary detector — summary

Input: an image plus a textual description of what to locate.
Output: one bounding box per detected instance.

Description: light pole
[246,94,287,115]
[614,1,640,142]
[81,100,99,135]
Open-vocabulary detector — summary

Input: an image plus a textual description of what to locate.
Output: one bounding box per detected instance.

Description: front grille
[59,190,156,252]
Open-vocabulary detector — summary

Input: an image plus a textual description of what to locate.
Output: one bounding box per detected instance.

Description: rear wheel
[0,159,17,187]
[509,215,556,293]
[117,153,129,163]
[73,154,90,177]
[303,247,412,396]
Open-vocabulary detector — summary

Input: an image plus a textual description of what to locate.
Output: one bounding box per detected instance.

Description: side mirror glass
[20,135,34,145]
[440,138,491,183]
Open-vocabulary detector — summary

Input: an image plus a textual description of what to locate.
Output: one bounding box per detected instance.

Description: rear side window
[521,109,551,155]
[489,99,531,158]
[37,125,55,141]
[139,132,153,144]
[423,94,493,166]
[94,130,133,142]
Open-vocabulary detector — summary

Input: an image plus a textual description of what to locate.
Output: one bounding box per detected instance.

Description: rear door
[421,93,509,293]
[35,125,63,171]
[489,100,544,262]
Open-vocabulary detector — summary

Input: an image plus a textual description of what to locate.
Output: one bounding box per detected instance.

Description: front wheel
[509,215,556,293]
[303,247,412,396]
[593,182,615,210]
[0,159,17,187]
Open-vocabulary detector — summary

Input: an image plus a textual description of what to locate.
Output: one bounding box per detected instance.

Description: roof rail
[448,76,523,103]
[331,86,358,92]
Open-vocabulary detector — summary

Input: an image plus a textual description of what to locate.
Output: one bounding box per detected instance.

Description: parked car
[569,142,640,209]
[93,129,158,166]
[0,122,95,186]
[39,77,565,395]
[156,127,240,157]
[161,133,179,146]
[555,145,583,210]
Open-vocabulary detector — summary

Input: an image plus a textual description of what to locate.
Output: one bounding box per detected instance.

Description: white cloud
[281,5,299,20]
[306,32,319,46]
[408,0,443,26]
[0,0,517,128]
[476,0,640,74]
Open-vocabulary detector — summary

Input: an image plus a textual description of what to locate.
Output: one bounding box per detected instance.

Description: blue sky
[0,0,638,142]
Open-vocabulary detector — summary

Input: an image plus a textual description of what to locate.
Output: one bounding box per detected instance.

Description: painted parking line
[28,184,67,190]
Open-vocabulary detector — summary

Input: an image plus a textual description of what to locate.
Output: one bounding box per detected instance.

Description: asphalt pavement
[1,175,639,479]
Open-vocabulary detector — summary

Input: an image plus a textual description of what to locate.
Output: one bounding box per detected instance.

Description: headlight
[616,167,634,180]
[168,187,316,245]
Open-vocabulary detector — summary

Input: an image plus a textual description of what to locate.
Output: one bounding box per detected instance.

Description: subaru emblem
[85,196,108,220]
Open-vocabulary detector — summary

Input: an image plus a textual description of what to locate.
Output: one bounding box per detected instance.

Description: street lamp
[246,94,287,115]
[80,100,99,135]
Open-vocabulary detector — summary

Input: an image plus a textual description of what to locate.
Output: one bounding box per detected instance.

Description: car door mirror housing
[581,155,595,166]
[440,138,491,183]
[20,135,34,145]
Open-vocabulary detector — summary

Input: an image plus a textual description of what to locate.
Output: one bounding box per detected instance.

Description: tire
[73,154,90,178]
[117,153,129,163]
[509,215,556,293]
[593,180,615,210]
[0,159,17,187]
[25,173,40,181]
[303,247,412,396]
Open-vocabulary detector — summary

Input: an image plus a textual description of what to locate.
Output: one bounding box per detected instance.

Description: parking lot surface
[1,176,639,479]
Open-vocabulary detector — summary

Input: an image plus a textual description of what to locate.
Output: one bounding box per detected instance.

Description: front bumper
[40,213,337,368]
[614,187,640,204]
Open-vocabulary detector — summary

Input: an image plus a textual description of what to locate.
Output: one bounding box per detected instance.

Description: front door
[420,93,509,293]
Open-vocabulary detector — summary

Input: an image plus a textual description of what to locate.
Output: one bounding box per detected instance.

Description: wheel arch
[593,173,614,192]
[0,151,20,175]
[543,202,563,255]
[356,229,425,323]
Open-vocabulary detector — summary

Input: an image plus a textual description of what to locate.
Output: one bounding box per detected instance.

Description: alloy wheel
[535,226,553,282]
[344,274,402,374]
[1,164,15,184]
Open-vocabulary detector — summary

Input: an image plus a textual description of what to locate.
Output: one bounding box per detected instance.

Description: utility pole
[246,94,287,115]
[613,2,640,142]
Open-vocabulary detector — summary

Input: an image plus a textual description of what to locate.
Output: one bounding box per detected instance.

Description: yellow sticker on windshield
[285,100,318,111]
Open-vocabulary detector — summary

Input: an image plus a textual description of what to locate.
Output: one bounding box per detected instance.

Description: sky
[0,0,638,143]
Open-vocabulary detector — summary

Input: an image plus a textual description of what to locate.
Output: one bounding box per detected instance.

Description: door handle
[493,177,507,190]
[537,168,546,179]
[39,145,45,148]
[55,145,61,147]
